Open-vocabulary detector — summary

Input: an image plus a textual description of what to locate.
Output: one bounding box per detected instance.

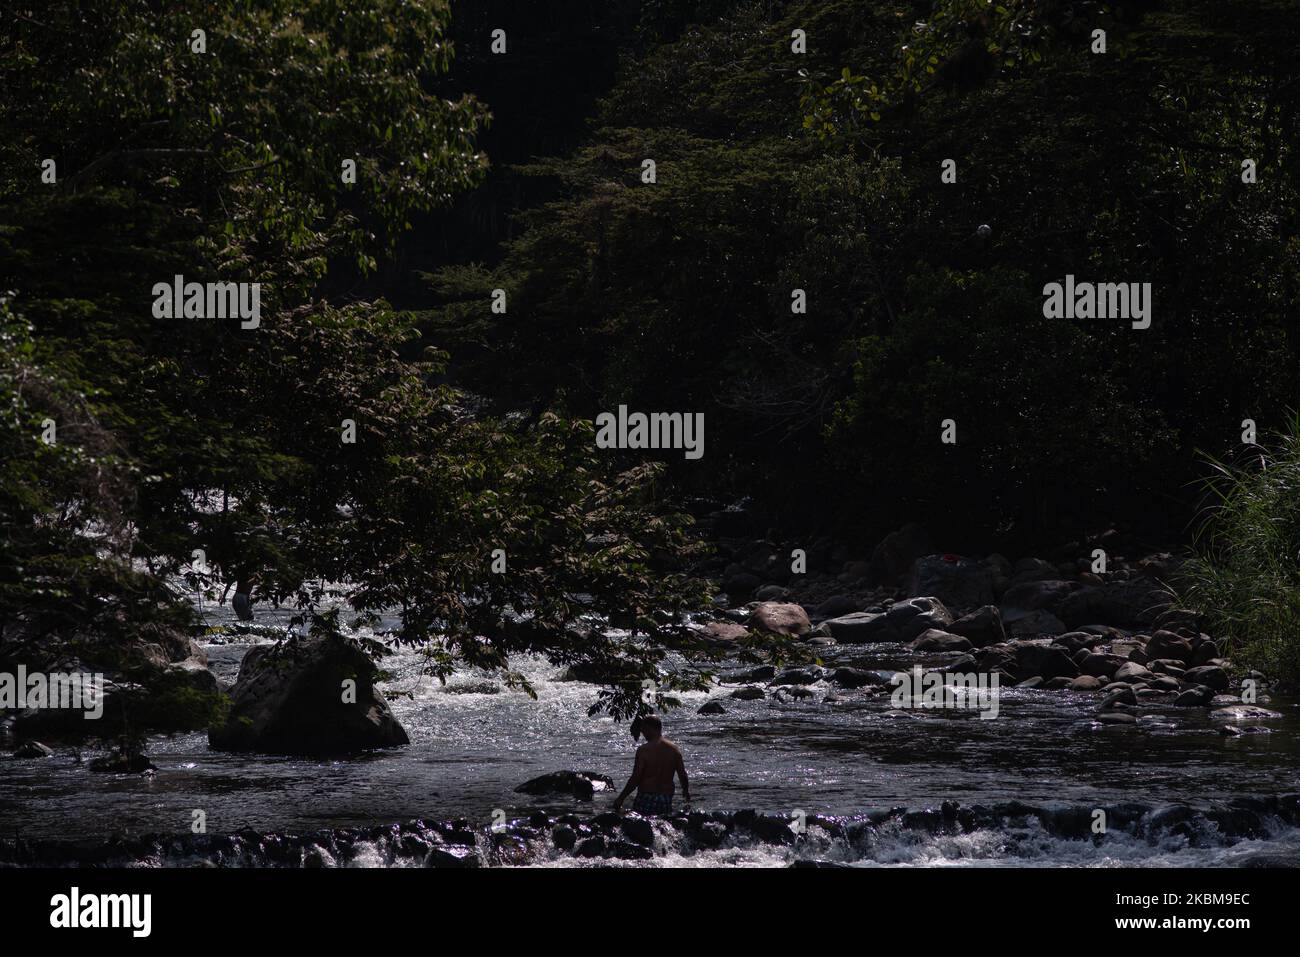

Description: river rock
[1100,686,1138,708]
[1191,639,1221,666]
[697,700,726,715]
[1096,711,1137,725]
[722,568,763,598]
[700,621,750,646]
[730,686,765,701]
[209,636,409,756]
[89,751,156,773]
[696,821,728,847]
[1212,705,1282,722]
[14,740,54,758]
[947,605,1006,647]
[1058,577,1171,629]
[1146,631,1194,663]
[907,555,994,613]
[1079,653,1125,678]
[1173,685,1214,706]
[1013,642,1079,681]
[829,667,886,689]
[771,667,822,686]
[1001,579,1076,614]
[551,824,577,851]
[1182,665,1228,691]
[869,523,935,583]
[812,594,863,620]
[1009,558,1061,584]
[516,770,614,801]
[718,665,776,683]
[888,596,954,638]
[1004,608,1067,637]
[620,815,655,847]
[909,629,973,653]
[819,611,896,643]
[1067,675,1103,692]
[166,658,219,694]
[1113,662,1154,683]
[746,602,812,637]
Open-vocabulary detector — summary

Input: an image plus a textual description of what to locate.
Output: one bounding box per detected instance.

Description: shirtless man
[612,715,690,816]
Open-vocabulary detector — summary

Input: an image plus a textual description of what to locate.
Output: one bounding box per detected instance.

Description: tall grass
[1179,416,1300,689]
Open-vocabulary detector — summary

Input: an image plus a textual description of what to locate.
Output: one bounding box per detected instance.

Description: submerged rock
[208,636,409,756]
[515,770,614,801]
[13,740,54,758]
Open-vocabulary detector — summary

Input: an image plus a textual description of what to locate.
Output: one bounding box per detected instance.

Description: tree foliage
[0,1,719,721]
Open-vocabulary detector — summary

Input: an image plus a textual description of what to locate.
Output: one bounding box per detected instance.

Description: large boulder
[1000,579,1076,615]
[1003,608,1066,637]
[1058,578,1172,629]
[1146,631,1194,664]
[208,637,409,755]
[820,596,953,643]
[885,596,955,640]
[1008,558,1062,584]
[1182,665,1229,692]
[746,602,811,637]
[947,605,1006,647]
[907,555,994,613]
[819,611,896,643]
[1013,642,1080,681]
[869,524,935,584]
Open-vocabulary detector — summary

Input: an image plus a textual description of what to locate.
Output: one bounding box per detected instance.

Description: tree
[0,0,725,724]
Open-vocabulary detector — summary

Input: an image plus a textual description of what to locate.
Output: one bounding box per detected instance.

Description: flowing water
[3,602,1300,867]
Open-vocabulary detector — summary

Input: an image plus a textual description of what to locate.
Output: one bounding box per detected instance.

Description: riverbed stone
[830,667,886,689]
[869,523,934,584]
[515,770,614,801]
[820,611,889,643]
[1013,642,1080,681]
[1182,665,1229,691]
[1113,662,1154,683]
[1174,685,1214,706]
[1146,630,1194,663]
[209,636,409,756]
[909,629,973,653]
[1004,608,1067,637]
[947,605,1006,647]
[907,555,994,613]
[746,602,812,637]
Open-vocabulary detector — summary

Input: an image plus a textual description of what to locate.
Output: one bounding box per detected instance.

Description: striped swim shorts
[632,792,673,816]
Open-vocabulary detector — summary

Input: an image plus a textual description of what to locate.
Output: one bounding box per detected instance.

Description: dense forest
[2,0,1299,726]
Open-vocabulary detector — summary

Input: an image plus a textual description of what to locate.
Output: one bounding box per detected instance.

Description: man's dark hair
[642,714,663,734]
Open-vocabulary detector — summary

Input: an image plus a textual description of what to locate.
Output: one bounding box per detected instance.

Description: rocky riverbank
[5,795,1300,868]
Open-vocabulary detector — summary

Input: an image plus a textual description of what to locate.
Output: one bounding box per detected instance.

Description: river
[3,601,1299,867]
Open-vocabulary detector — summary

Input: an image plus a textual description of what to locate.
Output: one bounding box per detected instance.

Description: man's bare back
[632,738,683,796]
[613,715,690,815]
